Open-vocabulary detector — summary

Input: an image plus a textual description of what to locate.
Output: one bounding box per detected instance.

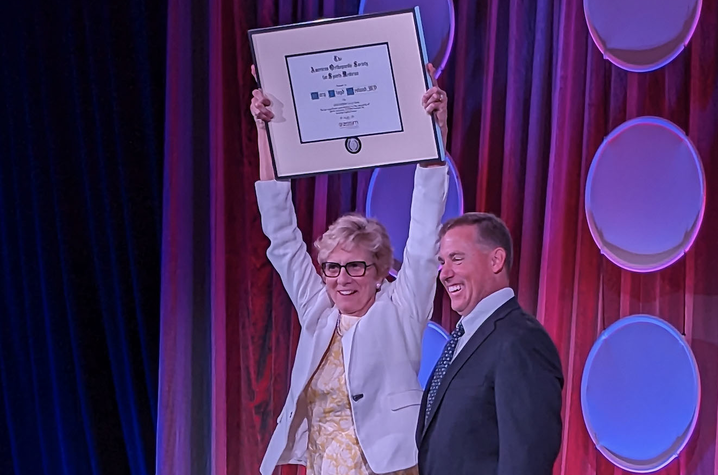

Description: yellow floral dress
[305,314,418,475]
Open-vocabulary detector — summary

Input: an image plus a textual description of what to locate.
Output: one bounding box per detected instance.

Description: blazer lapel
[308,311,339,378]
[421,298,519,441]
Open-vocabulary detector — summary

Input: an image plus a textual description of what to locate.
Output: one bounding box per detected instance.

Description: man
[416,212,564,475]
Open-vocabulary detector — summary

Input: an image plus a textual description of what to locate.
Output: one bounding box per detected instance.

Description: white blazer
[255,165,448,475]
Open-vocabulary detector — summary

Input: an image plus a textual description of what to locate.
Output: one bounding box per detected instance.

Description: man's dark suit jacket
[416,297,564,475]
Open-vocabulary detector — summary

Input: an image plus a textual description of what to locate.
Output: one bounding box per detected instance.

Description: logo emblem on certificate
[345,137,362,154]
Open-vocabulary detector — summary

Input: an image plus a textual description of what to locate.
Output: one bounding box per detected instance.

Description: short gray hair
[314,213,393,277]
[439,212,513,272]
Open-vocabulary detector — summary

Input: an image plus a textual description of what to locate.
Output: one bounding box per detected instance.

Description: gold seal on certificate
[249,8,445,179]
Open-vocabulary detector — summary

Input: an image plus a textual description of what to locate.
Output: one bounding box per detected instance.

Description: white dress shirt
[452,287,515,361]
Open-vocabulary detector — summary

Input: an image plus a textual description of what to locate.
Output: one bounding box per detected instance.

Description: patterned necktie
[425,322,465,426]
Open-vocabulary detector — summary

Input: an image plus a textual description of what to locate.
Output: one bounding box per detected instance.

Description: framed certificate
[249,8,445,179]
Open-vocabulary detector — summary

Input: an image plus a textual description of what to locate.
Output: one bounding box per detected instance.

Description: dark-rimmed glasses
[320,261,374,278]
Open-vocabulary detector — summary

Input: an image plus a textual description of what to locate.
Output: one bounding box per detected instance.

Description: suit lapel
[420,298,519,441]
[416,365,433,445]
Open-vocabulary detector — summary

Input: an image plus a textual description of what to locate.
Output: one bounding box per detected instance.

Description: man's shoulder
[493,304,564,383]
[495,305,553,346]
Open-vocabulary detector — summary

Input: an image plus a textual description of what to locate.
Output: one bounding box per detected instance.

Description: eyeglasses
[321,261,375,278]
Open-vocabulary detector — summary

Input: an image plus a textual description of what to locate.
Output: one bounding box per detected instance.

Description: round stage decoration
[581,315,701,472]
[358,0,455,78]
[366,154,463,275]
[419,322,450,389]
[584,0,701,72]
[585,116,705,273]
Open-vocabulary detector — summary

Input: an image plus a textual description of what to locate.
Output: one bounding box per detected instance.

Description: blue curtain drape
[0,0,166,473]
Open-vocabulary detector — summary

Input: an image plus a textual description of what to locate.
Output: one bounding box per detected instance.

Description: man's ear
[491,248,507,274]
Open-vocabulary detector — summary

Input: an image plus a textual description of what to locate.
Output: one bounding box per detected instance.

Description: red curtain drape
[189,0,718,474]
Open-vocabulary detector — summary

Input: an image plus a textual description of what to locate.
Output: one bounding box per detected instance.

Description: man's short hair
[439,212,513,272]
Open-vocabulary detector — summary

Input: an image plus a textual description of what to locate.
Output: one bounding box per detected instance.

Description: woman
[252,64,449,475]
